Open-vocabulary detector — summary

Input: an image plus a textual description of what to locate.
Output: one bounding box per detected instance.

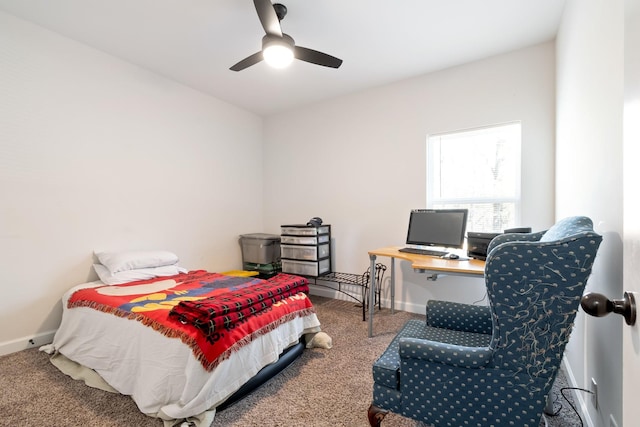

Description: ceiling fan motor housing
[262,33,295,50]
[273,3,287,21]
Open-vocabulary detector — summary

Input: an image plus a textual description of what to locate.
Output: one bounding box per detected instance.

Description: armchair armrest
[427,300,492,335]
[399,337,493,369]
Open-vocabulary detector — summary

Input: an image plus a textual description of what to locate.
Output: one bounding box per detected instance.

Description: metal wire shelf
[307,263,386,321]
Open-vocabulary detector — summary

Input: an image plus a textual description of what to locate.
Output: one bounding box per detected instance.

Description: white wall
[623,2,640,426]
[622,2,640,426]
[263,42,556,313]
[0,11,263,354]
[556,1,624,426]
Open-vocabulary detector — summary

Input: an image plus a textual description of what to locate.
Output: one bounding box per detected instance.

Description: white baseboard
[0,330,56,357]
[308,285,425,315]
[308,285,352,301]
[389,299,425,315]
[561,357,594,427]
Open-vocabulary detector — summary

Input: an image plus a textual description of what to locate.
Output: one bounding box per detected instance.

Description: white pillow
[95,250,179,274]
[93,263,187,285]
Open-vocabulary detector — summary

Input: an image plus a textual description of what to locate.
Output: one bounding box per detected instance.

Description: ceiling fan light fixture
[230,2,342,72]
[262,38,294,68]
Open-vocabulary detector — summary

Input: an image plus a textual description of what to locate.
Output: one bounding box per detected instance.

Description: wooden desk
[367,246,486,337]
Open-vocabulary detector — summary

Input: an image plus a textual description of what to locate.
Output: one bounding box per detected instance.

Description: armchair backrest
[484,216,602,384]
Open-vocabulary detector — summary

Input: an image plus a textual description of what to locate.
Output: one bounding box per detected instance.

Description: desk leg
[368,253,377,338]
[390,258,395,315]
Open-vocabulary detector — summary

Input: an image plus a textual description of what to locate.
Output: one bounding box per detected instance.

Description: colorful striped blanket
[67,271,315,371]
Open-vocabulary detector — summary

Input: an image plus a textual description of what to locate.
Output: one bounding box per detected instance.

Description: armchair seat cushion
[372,319,491,390]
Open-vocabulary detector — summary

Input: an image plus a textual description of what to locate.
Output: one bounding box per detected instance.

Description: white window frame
[426,122,522,233]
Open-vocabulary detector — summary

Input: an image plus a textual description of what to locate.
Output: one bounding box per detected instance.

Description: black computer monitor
[405,209,469,249]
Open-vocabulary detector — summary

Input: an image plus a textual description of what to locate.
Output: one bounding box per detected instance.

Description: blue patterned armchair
[368,216,602,427]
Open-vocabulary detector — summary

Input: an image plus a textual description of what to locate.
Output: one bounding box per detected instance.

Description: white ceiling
[0,0,566,116]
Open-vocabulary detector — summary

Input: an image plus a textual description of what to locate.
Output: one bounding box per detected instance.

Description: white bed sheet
[45,281,321,422]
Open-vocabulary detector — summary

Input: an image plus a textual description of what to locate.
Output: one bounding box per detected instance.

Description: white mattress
[45,281,321,423]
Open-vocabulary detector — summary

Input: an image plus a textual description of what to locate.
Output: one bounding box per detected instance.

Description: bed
[42,254,321,427]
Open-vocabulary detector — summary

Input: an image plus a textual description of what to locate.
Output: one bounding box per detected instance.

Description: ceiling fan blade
[294,46,343,69]
[253,0,282,37]
[230,51,264,71]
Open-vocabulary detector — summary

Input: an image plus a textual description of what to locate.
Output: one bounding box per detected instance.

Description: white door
[623,1,640,426]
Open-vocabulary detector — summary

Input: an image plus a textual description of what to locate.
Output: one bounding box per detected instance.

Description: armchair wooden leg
[367,404,389,426]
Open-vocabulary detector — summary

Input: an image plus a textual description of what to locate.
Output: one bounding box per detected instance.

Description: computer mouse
[448,254,460,260]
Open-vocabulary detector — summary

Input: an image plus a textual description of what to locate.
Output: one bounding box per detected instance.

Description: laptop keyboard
[398,247,448,257]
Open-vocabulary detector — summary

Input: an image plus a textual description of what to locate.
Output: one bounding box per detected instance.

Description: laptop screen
[405,209,469,249]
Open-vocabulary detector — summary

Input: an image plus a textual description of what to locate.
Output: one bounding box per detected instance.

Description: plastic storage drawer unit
[280,224,332,277]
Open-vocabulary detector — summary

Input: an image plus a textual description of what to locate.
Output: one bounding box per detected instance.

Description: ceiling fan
[230,0,343,71]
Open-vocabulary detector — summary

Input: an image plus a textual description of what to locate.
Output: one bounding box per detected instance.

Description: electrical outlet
[591,378,598,410]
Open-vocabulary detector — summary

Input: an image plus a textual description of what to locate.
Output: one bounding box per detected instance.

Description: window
[427,122,521,233]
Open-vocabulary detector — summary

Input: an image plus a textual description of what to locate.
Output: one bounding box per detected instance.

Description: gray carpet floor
[1,295,584,426]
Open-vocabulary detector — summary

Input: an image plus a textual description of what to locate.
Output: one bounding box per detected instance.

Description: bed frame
[216,339,305,410]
